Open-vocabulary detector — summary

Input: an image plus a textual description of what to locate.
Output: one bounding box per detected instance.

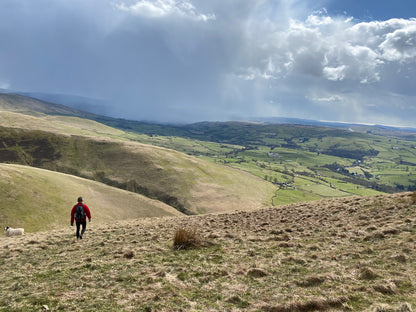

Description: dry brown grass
[1,192,416,311]
[173,227,200,250]
[369,302,414,312]
[358,267,379,280]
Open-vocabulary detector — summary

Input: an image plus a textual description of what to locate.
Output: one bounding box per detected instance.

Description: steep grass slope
[0,127,275,214]
[0,164,182,232]
[1,192,415,311]
[0,96,276,214]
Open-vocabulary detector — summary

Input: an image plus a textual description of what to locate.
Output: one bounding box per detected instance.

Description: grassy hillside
[0,93,96,117]
[2,92,414,209]
[0,164,182,232]
[0,110,125,138]
[0,111,275,215]
[1,191,415,311]
[98,119,416,196]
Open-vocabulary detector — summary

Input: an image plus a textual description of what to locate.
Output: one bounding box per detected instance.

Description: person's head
[77,196,83,203]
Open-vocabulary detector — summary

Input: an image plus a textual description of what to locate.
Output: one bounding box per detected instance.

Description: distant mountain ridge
[0,92,96,118]
[250,116,416,133]
[13,91,112,116]
[1,90,415,133]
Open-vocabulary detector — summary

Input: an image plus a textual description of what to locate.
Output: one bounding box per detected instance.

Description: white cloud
[323,65,346,81]
[380,22,416,61]
[308,94,344,102]
[305,12,334,26]
[116,0,215,21]
[239,14,416,83]
[229,10,416,126]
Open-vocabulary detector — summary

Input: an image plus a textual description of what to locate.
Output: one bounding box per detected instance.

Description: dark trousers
[76,221,87,238]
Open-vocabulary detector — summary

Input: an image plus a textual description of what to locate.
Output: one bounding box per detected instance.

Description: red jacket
[71,203,92,224]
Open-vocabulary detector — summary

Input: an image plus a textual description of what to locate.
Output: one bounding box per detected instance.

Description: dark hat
[77,197,83,202]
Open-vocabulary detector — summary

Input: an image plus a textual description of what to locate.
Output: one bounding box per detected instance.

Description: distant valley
[1,92,415,228]
[0,93,275,230]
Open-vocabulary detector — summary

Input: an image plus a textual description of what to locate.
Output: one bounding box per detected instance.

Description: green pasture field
[106,121,416,202]
[1,92,415,208]
[298,183,349,197]
[123,132,243,156]
[46,114,416,199]
[273,188,321,205]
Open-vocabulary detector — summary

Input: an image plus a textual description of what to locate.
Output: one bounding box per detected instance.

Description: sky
[0,0,415,126]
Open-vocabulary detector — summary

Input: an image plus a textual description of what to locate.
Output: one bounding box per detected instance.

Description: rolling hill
[1,91,415,218]
[0,93,276,219]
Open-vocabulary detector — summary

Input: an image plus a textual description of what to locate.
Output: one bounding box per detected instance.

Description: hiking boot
[80,235,83,239]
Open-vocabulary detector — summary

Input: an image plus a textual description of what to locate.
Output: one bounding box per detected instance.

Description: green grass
[1,93,415,211]
[0,164,182,232]
[0,125,275,216]
[273,188,321,205]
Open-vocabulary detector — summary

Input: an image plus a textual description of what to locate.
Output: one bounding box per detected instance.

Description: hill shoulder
[0,93,95,117]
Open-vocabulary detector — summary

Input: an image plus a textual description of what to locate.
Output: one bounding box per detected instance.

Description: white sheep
[4,226,24,237]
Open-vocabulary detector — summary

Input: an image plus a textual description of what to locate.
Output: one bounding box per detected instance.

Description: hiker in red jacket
[71,197,92,239]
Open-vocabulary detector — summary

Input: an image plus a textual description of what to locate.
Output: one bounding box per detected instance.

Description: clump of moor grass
[173,227,200,250]
[123,250,135,259]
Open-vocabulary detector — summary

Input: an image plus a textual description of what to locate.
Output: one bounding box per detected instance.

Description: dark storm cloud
[0,0,415,126]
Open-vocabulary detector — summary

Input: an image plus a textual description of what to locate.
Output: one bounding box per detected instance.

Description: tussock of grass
[373,281,399,295]
[173,228,200,250]
[358,267,379,280]
[296,275,327,287]
[123,250,135,259]
[247,268,268,278]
